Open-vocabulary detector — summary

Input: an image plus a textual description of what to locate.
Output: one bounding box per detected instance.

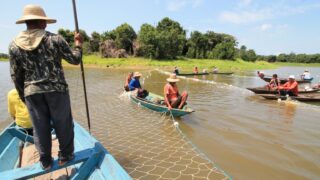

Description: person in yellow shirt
[8,89,33,135]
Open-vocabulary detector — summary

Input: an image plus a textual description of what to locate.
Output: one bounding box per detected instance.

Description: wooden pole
[72,0,91,133]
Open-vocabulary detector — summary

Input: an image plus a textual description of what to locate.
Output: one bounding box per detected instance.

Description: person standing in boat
[173,67,179,75]
[9,5,83,170]
[193,66,199,74]
[7,89,33,135]
[124,72,133,91]
[267,74,280,90]
[164,74,188,110]
[278,75,299,96]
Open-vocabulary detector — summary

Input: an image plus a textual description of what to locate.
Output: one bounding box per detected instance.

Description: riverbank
[72,55,278,72]
[274,62,320,67]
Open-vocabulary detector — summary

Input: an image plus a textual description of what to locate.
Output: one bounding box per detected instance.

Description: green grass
[0,58,8,62]
[78,55,278,72]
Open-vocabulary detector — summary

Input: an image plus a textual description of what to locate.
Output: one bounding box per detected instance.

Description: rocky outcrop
[99,40,128,58]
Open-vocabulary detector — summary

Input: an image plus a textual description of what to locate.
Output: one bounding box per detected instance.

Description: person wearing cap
[164,74,188,110]
[9,4,83,170]
[128,72,142,91]
[278,75,299,96]
[301,70,312,80]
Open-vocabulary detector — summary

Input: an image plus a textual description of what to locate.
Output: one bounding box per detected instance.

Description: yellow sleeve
[7,90,16,118]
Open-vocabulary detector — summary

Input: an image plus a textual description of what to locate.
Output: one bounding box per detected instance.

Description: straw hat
[16,4,56,24]
[133,72,142,77]
[288,75,295,79]
[167,74,180,83]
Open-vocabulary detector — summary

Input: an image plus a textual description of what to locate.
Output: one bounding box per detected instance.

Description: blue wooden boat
[130,92,194,117]
[0,122,131,179]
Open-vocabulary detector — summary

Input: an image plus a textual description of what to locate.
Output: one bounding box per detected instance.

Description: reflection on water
[0,62,320,179]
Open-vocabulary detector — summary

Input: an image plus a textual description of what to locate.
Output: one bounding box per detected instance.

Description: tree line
[58,17,242,60]
[0,17,318,63]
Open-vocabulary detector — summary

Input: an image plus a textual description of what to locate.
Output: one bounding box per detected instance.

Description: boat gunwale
[130,93,194,114]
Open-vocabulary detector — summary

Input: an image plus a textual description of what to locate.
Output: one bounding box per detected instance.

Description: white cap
[289,75,295,79]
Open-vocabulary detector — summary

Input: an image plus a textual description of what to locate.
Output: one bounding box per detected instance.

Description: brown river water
[0,61,319,179]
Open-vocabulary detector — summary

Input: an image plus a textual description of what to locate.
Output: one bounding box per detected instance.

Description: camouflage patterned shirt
[9,31,81,101]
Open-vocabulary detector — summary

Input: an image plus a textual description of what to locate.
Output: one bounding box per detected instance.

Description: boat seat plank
[0,147,97,179]
[7,127,34,143]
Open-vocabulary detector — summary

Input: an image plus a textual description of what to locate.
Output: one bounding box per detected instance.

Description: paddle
[72,0,91,133]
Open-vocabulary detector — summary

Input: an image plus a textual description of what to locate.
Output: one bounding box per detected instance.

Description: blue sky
[1,0,319,55]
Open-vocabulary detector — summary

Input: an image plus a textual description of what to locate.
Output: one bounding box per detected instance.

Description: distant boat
[247,87,319,94]
[0,122,130,179]
[259,94,320,102]
[130,92,194,117]
[177,72,209,76]
[262,77,313,84]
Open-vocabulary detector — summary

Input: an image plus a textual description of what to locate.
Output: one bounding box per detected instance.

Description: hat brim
[16,15,56,24]
[133,73,142,77]
[167,78,180,82]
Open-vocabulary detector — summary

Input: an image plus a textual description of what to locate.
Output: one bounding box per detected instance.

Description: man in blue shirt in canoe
[129,72,142,91]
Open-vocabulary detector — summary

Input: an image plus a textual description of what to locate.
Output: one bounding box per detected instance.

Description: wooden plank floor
[21,139,77,180]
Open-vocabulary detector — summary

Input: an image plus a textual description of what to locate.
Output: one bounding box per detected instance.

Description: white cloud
[239,0,253,6]
[167,0,187,11]
[166,0,203,11]
[219,2,320,24]
[260,24,272,31]
[219,9,272,24]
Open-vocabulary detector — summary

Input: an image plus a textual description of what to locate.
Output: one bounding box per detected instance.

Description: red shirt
[281,81,299,95]
[164,83,179,101]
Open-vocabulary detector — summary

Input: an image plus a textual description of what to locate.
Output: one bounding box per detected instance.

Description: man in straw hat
[129,72,142,91]
[9,4,83,170]
[278,75,299,96]
[164,74,188,110]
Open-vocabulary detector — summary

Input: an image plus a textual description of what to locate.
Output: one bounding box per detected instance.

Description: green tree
[58,28,74,45]
[113,23,137,55]
[209,42,236,60]
[246,49,257,62]
[137,23,157,58]
[155,17,186,59]
[89,31,101,53]
[239,45,248,60]
[186,31,207,58]
[101,30,116,41]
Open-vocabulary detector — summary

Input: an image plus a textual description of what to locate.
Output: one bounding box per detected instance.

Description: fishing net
[66,67,230,179]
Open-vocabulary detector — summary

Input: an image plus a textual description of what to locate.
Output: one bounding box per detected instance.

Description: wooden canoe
[212,72,234,75]
[130,92,194,117]
[177,72,209,76]
[247,87,319,94]
[259,94,320,102]
[262,77,313,84]
[0,122,130,179]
